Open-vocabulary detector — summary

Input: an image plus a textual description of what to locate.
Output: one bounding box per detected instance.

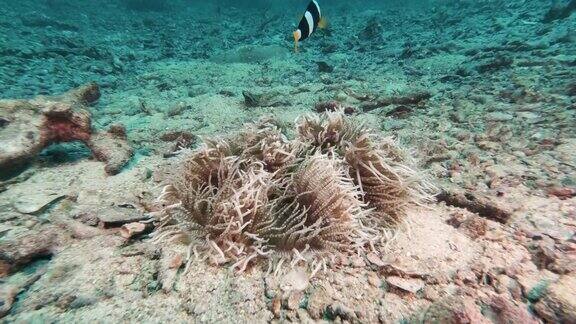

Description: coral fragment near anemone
[153,111,436,274]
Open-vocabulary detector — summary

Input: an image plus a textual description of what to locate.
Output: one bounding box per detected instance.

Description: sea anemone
[152,111,435,275]
[345,133,434,227]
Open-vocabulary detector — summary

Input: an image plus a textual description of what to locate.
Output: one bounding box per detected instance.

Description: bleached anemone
[152,111,436,275]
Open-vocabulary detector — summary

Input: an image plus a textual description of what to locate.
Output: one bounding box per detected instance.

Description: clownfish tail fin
[318,17,328,29]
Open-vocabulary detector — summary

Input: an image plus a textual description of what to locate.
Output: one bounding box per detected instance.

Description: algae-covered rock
[534,275,576,323]
[211,45,289,64]
[420,296,489,324]
[0,229,57,277]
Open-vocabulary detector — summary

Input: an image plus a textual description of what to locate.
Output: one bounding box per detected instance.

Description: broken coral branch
[437,189,512,223]
[0,83,133,176]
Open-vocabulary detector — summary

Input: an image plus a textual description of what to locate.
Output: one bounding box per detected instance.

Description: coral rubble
[0,83,133,176]
[153,111,435,273]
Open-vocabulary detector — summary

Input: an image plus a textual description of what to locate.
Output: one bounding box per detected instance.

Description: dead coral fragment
[154,111,434,274]
[0,83,133,175]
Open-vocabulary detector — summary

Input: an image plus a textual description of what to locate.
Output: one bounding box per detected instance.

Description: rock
[0,230,56,277]
[13,192,65,214]
[529,240,557,270]
[367,272,382,288]
[271,296,281,318]
[211,45,288,64]
[547,186,576,200]
[97,206,150,228]
[361,91,432,112]
[484,295,538,324]
[534,275,576,323]
[460,215,488,239]
[455,269,478,287]
[241,91,287,108]
[119,222,153,239]
[314,101,356,114]
[385,105,413,118]
[486,112,514,122]
[437,190,511,223]
[0,285,18,318]
[0,83,133,175]
[0,271,43,318]
[386,276,425,293]
[421,296,490,324]
[549,258,576,275]
[87,125,134,175]
[306,287,331,320]
[366,252,387,267]
[350,255,366,268]
[286,290,304,310]
[477,55,513,73]
[316,61,334,73]
[158,249,180,293]
[325,303,356,321]
[447,213,487,238]
[280,268,309,292]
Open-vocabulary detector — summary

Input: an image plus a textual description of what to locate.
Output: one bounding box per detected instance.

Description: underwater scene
[0,0,575,322]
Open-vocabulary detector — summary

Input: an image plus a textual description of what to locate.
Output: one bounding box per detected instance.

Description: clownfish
[293,0,328,52]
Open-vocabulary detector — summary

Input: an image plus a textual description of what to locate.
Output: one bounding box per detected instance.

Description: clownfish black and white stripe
[293,0,327,52]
